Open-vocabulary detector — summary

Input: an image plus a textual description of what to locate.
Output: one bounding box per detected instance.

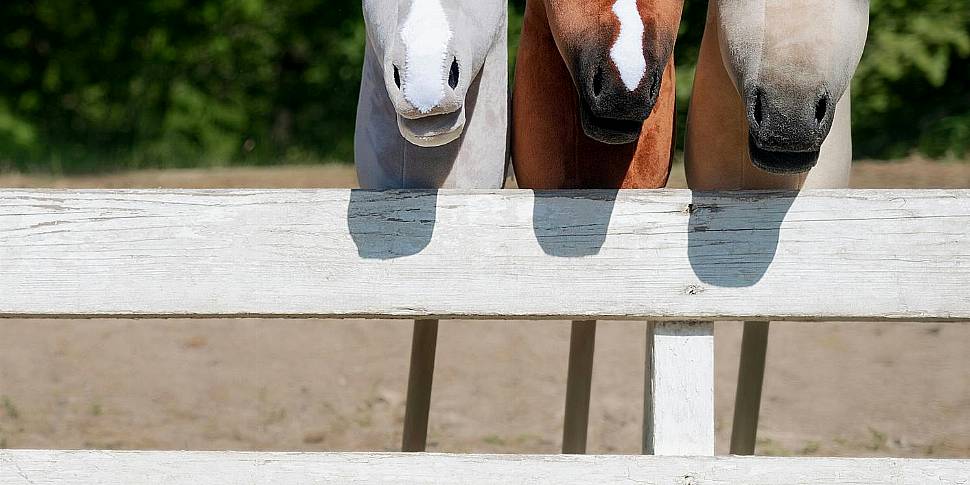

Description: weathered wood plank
[643,322,715,455]
[1,189,968,320]
[2,450,968,484]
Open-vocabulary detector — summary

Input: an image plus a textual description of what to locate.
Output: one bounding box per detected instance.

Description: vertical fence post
[402,319,438,452]
[731,321,770,455]
[562,320,597,453]
[643,321,715,455]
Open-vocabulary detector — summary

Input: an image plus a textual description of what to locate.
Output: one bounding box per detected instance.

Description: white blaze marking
[399,0,452,113]
[610,0,647,91]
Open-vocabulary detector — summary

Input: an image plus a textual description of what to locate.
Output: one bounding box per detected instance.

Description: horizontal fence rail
[2,451,968,485]
[1,189,968,320]
[3,189,969,483]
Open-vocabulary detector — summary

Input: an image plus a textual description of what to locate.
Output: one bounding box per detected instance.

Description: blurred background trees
[0,0,966,174]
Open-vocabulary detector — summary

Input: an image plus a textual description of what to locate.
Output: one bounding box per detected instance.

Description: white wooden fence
[1,188,968,484]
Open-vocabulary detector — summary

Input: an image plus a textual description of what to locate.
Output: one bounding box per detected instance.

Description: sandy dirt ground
[1,159,968,456]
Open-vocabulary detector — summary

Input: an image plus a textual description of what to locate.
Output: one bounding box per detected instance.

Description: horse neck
[354,25,508,189]
[510,0,579,188]
[511,1,674,189]
[684,2,852,190]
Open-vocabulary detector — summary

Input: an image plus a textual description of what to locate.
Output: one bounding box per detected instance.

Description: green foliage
[674,1,708,153]
[669,0,970,159]
[852,0,970,158]
[0,0,967,173]
[0,0,365,173]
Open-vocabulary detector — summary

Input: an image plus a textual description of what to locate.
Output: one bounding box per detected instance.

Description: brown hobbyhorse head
[542,0,683,144]
[513,0,684,188]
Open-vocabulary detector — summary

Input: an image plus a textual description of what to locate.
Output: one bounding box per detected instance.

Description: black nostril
[815,95,829,125]
[448,57,459,89]
[592,65,603,97]
[753,90,763,127]
[393,65,401,89]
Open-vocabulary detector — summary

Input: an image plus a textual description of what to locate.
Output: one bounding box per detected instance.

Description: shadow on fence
[687,191,797,287]
[532,190,618,257]
[347,189,438,259]
[346,188,798,288]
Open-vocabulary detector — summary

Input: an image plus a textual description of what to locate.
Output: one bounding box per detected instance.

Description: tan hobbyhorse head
[541,0,685,144]
[715,0,869,174]
[362,0,506,148]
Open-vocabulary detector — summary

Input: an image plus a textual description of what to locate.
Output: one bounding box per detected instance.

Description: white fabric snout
[399,0,453,113]
[609,0,647,91]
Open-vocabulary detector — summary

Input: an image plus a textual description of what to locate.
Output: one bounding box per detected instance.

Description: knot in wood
[684,284,705,296]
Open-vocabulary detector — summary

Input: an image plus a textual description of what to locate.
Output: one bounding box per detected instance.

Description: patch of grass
[800,441,821,455]
[923,441,946,456]
[512,434,544,446]
[260,407,287,427]
[353,414,373,427]
[482,435,506,446]
[1,397,19,420]
[866,427,888,451]
[83,440,124,450]
[756,438,789,456]
[90,403,103,416]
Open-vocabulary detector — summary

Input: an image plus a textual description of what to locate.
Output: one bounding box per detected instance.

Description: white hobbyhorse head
[715,0,869,174]
[362,0,507,148]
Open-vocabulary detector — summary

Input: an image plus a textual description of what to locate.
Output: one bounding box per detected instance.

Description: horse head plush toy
[355,0,509,453]
[686,0,869,189]
[511,0,685,454]
[356,0,508,189]
[512,0,684,189]
[683,0,869,456]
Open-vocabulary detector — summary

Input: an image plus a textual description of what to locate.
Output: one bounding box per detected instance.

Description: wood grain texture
[643,322,715,455]
[3,450,969,484]
[1,189,968,320]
